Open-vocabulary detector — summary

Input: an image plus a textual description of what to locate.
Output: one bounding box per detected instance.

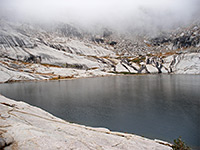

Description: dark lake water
[0,75,199,149]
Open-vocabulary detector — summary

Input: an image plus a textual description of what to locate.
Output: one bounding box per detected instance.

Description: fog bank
[0,0,200,33]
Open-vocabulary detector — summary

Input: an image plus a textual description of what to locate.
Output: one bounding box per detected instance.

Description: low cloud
[0,0,199,33]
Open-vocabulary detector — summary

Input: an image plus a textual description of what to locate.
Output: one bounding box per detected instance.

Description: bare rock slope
[0,20,200,83]
[0,95,171,150]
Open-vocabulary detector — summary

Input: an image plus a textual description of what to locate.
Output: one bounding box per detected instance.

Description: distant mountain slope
[0,20,199,83]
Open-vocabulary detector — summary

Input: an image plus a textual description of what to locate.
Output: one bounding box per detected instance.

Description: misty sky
[0,0,200,32]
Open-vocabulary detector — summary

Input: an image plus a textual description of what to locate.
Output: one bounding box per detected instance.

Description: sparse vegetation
[50,75,74,80]
[172,137,191,150]
[109,71,136,75]
[130,56,146,64]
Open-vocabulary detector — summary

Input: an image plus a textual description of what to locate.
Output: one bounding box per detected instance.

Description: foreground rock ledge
[0,95,171,150]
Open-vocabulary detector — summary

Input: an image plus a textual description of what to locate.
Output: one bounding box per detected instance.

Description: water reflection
[0,75,199,149]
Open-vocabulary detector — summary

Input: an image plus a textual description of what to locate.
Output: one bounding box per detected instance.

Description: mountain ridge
[0,19,199,83]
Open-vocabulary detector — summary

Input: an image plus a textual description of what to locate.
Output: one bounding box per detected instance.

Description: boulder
[0,71,10,83]
[146,65,158,73]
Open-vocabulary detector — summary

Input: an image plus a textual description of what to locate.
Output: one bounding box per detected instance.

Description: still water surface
[0,75,199,149]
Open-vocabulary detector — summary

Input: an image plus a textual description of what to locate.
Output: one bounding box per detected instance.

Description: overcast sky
[0,0,200,32]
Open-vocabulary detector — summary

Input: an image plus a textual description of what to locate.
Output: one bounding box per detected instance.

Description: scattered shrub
[172,137,191,150]
[130,56,146,64]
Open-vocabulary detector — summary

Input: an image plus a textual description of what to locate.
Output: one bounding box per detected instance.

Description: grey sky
[0,0,200,32]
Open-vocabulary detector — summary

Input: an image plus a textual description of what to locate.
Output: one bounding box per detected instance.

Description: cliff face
[0,20,199,83]
[0,95,171,150]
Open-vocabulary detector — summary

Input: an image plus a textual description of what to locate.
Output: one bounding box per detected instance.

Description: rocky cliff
[0,20,200,83]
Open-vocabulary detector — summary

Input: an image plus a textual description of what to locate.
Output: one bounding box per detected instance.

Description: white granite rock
[146,65,158,73]
[0,71,10,83]
[0,95,172,150]
[173,53,200,74]
[0,20,199,83]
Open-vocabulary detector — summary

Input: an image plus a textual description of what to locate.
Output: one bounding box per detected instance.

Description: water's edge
[0,94,172,150]
[1,75,199,149]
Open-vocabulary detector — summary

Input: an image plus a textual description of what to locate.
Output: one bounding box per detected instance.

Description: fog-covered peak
[1,0,200,34]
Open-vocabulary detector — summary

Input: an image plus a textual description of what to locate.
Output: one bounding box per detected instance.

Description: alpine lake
[0,75,199,149]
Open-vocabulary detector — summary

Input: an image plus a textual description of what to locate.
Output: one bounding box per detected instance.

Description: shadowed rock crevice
[0,132,16,150]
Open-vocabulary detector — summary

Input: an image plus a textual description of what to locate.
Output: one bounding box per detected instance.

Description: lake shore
[1,52,200,84]
[0,94,172,150]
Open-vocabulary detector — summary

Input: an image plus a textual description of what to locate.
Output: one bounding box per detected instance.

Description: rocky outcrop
[113,53,200,74]
[0,20,199,83]
[149,24,200,52]
[0,95,172,150]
